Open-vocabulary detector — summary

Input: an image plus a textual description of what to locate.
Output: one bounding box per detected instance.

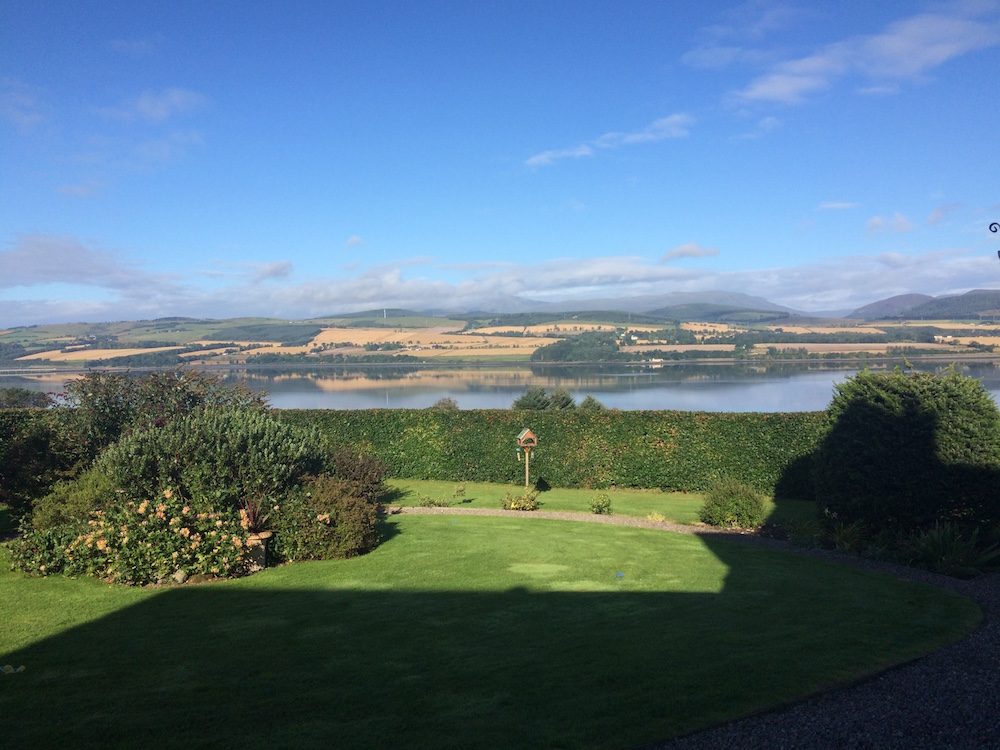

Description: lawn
[0,514,978,749]
[386,477,818,529]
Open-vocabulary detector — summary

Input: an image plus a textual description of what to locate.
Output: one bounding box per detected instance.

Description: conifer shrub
[699,478,768,529]
[270,476,379,561]
[813,370,1000,531]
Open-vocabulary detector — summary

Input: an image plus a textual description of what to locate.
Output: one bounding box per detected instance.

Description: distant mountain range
[312,289,1000,324]
[8,290,1000,333]
[847,289,1000,320]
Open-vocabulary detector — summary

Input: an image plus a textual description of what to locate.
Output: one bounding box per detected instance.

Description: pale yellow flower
[163,488,174,499]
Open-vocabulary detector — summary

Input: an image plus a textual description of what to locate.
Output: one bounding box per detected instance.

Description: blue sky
[2,0,999,325]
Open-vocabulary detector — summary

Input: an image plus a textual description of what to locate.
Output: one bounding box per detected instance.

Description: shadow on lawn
[1,523,975,750]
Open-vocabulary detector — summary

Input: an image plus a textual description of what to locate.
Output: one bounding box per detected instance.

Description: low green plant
[698,478,767,529]
[7,520,80,576]
[270,475,379,562]
[501,490,540,511]
[590,493,612,515]
[10,489,251,585]
[30,466,118,530]
[646,511,667,523]
[418,495,450,508]
[822,518,870,554]
[903,523,1000,578]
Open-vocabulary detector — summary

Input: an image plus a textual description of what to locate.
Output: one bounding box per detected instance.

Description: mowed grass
[0,514,978,749]
[387,477,818,529]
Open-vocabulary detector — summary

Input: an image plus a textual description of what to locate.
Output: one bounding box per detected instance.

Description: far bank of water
[4,361,1000,412]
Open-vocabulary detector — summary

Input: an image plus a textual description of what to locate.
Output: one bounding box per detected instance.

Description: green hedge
[279,409,825,494]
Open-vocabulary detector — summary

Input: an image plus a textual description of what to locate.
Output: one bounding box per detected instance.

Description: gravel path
[394,506,1000,749]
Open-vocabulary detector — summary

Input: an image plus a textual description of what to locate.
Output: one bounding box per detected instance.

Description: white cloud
[132,130,204,165]
[735,8,1000,104]
[345,234,365,247]
[818,201,857,210]
[4,235,995,325]
[56,180,104,198]
[100,87,206,122]
[664,242,720,260]
[526,114,693,168]
[525,144,594,168]
[252,261,293,282]
[867,213,912,232]
[0,78,46,130]
[734,115,781,140]
[928,203,961,225]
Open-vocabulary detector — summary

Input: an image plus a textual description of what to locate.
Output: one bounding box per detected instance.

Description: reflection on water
[5,361,1000,412]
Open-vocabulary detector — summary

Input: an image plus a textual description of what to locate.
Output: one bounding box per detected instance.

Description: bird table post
[516,428,539,489]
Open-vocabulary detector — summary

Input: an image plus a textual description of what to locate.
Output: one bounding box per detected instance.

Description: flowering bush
[501,490,540,511]
[590,493,612,515]
[270,476,379,562]
[10,489,252,585]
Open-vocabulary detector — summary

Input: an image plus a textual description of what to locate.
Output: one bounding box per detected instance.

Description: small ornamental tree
[813,369,1000,531]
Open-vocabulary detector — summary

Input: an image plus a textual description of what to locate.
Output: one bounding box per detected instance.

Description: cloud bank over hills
[1,234,997,326]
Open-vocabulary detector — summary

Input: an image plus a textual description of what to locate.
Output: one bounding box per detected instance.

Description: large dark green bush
[270,476,380,561]
[0,387,52,408]
[699,478,768,529]
[279,408,824,492]
[0,409,83,518]
[63,370,266,459]
[330,447,388,504]
[95,408,326,510]
[814,369,1000,531]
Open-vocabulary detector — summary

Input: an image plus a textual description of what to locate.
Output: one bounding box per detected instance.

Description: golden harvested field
[767,325,886,334]
[680,322,735,333]
[18,346,185,362]
[751,342,961,354]
[274,326,562,357]
[474,323,661,335]
[878,321,999,330]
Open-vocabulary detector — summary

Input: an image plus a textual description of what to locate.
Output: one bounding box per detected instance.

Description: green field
[1,514,978,749]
